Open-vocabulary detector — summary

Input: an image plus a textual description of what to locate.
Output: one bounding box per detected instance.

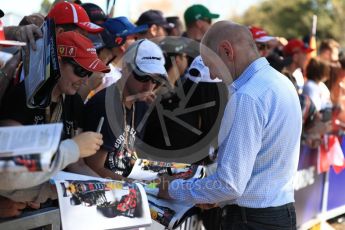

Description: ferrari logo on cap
[57,45,76,57]
[58,47,65,55]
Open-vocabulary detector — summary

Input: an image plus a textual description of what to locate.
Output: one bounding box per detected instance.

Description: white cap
[124,39,168,78]
[186,56,222,83]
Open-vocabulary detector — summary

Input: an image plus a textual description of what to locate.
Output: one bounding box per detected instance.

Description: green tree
[40,0,52,15]
[233,0,345,47]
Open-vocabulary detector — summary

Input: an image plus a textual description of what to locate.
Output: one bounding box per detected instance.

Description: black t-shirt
[83,83,148,176]
[143,79,228,163]
[0,81,84,139]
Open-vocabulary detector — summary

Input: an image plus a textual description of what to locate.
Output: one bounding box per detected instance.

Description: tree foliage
[40,0,52,15]
[233,0,345,46]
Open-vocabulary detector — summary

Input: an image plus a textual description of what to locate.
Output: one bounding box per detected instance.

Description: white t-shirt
[303,80,332,111]
[93,64,122,95]
[103,63,122,88]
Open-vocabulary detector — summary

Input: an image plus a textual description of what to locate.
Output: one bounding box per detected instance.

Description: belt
[222,203,294,222]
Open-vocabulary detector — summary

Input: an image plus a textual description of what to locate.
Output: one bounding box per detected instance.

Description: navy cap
[88,29,120,50]
[81,3,107,24]
[136,10,173,29]
[103,17,148,38]
[100,28,119,48]
[87,34,105,51]
[0,10,4,18]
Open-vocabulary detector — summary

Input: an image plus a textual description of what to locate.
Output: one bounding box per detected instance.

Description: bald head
[200,20,259,81]
[202,21,257,54]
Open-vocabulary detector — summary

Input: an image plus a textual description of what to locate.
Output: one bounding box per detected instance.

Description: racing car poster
[55,178,151,230]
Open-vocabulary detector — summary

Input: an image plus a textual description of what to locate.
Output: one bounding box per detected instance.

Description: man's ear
[149,24,158,37]
[218,40,234,62]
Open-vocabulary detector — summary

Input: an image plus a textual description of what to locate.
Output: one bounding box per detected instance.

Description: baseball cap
[184,4,219,26]
[81,3,107,24]
[249,26,275,43]
[0,10,4,18]
[283,39,314,57]
[0,20,26,47]
[104,17,148,38]
[87,33,105,51]
[57,31,110,73]
[103,17,148,47]
[186,55,221,83]
[159,37,190,54]
[136,10,173,29]
[89,29,121,52]
[47,2,103,33]
[124,39,167,78]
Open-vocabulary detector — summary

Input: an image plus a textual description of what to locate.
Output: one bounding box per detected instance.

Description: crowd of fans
[0,0,344,229]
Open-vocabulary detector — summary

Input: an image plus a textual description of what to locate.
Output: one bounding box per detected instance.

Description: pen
[96,117,104,133]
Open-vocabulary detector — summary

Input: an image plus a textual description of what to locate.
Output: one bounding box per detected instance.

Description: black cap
[0,9,4,18]
[136,10,173,29]
[81,3,107,24]
[87,34,105,51]
[88,28,120,51]
[166,16,180,27]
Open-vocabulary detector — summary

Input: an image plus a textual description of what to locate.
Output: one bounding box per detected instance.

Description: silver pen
[96,117,104,133]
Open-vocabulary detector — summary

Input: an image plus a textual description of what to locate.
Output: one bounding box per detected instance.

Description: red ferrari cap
[47,1,104,33]
[57,31,110,73]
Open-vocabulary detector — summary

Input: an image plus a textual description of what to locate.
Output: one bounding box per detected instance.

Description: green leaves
[235,0,345,46]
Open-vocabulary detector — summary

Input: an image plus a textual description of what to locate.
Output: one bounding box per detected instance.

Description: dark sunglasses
[132,71,162,85]
[65,59,93,78]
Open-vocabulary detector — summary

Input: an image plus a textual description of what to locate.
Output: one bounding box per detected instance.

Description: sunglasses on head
[132,71,162,85]
[65,58,93,78]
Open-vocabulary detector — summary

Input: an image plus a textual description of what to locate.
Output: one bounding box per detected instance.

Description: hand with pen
[72,132,103,158]
[72,117,104,158]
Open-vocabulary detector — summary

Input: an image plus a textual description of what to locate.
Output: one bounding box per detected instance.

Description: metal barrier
[0,207,61,230]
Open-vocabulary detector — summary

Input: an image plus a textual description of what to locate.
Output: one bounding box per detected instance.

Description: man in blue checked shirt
[158,21,302,230]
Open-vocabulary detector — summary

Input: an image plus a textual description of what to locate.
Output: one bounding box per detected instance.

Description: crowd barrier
[0,207,61,230]
[296,136,345,229]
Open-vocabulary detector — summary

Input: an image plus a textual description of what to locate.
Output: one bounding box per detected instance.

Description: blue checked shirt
[169,57,302,208]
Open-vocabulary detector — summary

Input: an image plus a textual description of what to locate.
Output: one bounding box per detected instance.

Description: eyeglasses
[132,71,162,85]
[65,59,93,78]
[256,43,270,51]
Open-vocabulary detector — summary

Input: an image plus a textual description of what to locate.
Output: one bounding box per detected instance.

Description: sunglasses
[132,71,162,85]
[66,59,93,78]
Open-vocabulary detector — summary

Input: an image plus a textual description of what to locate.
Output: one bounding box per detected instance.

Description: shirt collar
[230,57,269,93]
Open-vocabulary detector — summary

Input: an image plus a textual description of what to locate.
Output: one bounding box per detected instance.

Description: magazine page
[51,171,112,183]
[127,158,205,181]
[24,21,46,107]
[25,19,60,108]
[0,123,63,172]
[0,123,62,157]
[0,152,53,172]
[54,176,151,230]
[147,195,198,229]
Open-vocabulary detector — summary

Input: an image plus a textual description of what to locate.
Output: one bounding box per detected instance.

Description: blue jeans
[221,203,296,230]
